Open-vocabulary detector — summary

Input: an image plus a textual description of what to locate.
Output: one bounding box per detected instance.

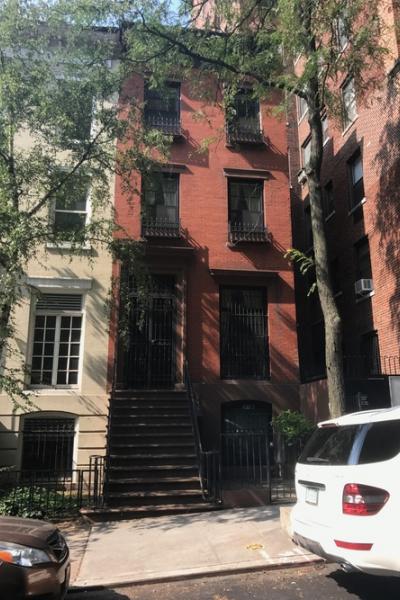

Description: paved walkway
[63,506,321,590]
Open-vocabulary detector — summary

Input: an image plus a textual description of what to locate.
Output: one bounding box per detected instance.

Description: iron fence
[221,432,298,503]
[0,456,105,519]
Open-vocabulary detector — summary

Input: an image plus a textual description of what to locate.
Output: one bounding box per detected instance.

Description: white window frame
[26,280,91,391]
[297,95,308,123]
[342,78,357,131]
[301,136,311,168]
[47,171,92,250]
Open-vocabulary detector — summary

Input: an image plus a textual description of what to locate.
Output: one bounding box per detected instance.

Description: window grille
[21,417,75,474]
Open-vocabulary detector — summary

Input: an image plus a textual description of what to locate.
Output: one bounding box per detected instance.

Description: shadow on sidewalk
[88,505,280,542]
[69,589,131,599]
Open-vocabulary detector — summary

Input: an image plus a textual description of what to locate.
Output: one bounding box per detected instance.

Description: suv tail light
[342,483,389,516]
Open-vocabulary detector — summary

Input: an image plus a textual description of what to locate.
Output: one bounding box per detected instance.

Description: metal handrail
[183,360,222,503]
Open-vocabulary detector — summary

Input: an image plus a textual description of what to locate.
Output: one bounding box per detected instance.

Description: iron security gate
[220,287,269,379]
[119,275,176,388]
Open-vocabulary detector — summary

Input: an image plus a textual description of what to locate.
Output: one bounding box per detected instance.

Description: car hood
[0,516,57,550]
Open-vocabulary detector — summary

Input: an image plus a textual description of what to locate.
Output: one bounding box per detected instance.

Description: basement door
[123,275,176,388]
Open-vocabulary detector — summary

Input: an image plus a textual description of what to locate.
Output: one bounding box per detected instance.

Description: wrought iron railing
[142,217,181,238]
[0,456,105,518]
[221,431,299,503]
[228,222,269,243]
[303,354,400,382]
[184,361,222,504]
[144,111,181,136]
[226,120,263,144]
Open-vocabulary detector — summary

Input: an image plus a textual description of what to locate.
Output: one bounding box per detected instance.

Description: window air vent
[36,294,82,312]
[354,279,373,296]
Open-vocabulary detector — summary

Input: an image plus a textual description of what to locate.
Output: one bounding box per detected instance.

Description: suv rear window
[298,419,400,466]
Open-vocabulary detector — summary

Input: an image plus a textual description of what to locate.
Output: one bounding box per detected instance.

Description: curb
[68,554,325,592]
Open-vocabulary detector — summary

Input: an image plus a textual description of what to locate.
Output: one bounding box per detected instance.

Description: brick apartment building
[104,75,300,512]
[290,2,400,421]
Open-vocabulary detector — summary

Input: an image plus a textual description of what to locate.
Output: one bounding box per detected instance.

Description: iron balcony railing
[226,119,264,144]
[343,354,400,379]
[228,222,269,243]
[302,354,400,382]
[144,111,181,136]
[141,217,181,239]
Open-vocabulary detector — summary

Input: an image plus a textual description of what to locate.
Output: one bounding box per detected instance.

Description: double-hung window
[342,78,357,129]
[54,192,88,236]
[30,294,83,387]
[349,153,365,209]
[228,178,265,242]
[142,173,180,237]
[227,89,262,143]
[355,237,373,280]
[297,95,308,122]
[144,81,181,135]
[323,181,335,218]
[301,137,311,169]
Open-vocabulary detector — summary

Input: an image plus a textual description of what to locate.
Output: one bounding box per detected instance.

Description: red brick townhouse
[290,1,400,421]
[105,74,299,512]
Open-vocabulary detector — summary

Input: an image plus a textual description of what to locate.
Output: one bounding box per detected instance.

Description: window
[228,179,265,241]
[30,294,83,387]
[323,181,334,218]
[304,201,313,250]
[301,137,311,168]
[354,237,372,280]
[220,287,269,379]
[297,95,308,121]
[361,331,381,375]
[349,153,365,208]
[54,189,88,236]
[299,419,400,466]
[330,258,340,295]
[21,417,75,474]
[227,89,262,143]
[144,81,181,134]
[342,78,357,129]
[336,14,349,51]
[142,173,180,237]
[310,319,325,378]
[322,114,329,144]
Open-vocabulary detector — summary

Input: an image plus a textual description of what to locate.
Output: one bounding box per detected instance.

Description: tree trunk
[0,300,12,363]
[306,95,346,418]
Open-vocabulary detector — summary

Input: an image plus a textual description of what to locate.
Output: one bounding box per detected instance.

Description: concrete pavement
[63,506,322,590]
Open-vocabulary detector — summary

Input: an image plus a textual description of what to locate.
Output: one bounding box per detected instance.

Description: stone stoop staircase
[92,389,218,519]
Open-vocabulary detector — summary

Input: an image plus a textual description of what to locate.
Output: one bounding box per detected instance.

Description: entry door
[220,287,269,379]
[125,275,176,388]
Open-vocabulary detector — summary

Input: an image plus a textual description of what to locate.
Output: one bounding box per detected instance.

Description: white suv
[291,407,400,577]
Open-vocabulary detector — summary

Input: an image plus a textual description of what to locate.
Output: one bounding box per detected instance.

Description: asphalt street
[68,564,400,600]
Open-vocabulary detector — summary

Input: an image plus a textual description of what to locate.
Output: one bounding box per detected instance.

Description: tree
[0,0,168,403]
[117,0,387,417]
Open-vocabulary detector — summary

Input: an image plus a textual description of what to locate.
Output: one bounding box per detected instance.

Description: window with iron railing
[226,89,263,144]
[142,173,180,238]
[144,82,181,136]
[228,179,267,243]
[361,331,381,376]
[21,417,75,474]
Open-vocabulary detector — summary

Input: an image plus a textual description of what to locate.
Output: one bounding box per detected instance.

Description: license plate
[305,486,319,505]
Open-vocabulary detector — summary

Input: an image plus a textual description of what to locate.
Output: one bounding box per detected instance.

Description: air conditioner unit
[355,278,374,295]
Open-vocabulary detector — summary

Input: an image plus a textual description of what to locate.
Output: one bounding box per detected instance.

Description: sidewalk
[62,506,322,590]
